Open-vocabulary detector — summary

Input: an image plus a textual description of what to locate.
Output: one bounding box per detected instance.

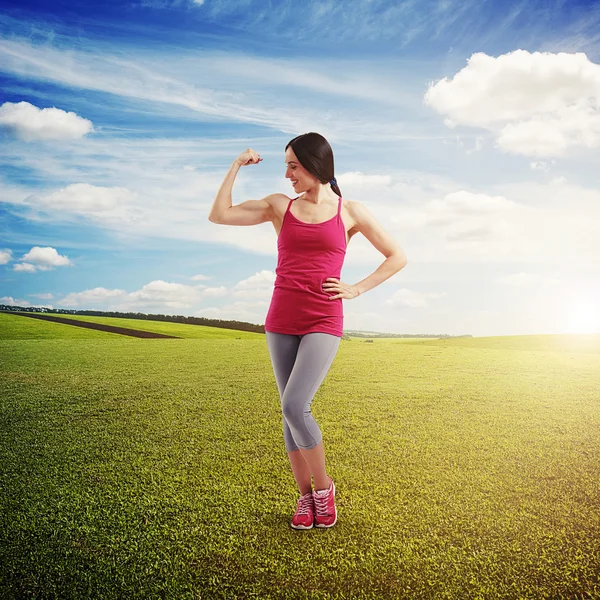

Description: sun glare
[566,295,600,334]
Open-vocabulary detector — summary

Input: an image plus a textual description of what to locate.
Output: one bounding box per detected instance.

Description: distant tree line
[0,305,264,334]
[344,330,472,339]
[0,305,471,338]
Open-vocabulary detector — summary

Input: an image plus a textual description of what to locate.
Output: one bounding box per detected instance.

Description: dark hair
[285,132,342,197]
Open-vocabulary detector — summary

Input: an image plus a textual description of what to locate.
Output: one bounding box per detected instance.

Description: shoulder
[265,193,297,222]
[343,199,367,229]
[343,198,358,213]
[345,199,375,221]
[266,193,295,209]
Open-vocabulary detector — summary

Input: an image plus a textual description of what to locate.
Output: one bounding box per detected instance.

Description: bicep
[212,195,274,226]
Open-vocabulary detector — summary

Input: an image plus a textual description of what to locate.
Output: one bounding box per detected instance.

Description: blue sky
[1,0,600,336]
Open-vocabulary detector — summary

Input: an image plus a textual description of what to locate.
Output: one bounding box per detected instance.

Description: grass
[0,311,120,339]
[1,314,599,599]
[3,311,263,339]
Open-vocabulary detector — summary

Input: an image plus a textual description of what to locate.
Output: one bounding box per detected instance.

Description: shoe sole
[291,522,313,530]
[314,479,337,528]
[314,514,337,528]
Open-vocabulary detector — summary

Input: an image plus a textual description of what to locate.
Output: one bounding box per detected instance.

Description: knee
[281,394,305,424]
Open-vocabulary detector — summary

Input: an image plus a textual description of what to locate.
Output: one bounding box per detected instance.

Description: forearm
[354,255,406,296]
[208,161,241,222]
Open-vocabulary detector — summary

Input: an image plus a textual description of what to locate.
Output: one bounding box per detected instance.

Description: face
[285,147,317,193]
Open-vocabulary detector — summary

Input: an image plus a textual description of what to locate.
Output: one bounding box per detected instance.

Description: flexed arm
[208,149,274,226]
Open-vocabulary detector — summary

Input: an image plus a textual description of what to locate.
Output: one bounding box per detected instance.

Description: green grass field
[1,311,599,599]
[2,311,264,339]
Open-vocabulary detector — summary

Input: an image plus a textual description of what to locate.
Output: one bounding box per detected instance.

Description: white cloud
[489,179,600,266]
[384,179,595,271]
[0,249,12,264]
[339,172,393,186]
[58,280,210,311]
[59,287,127,307]
[126,280,204,309]
[232,270,275,299]
[420,190,519,245]
[53,274,272,322]
[32,183,144,226]
[427,190,517,220]
[13,262,37,272]
[0,101,94,141]
[1,296,31,306]
[472,136,484,153]
[445,227,492,242]
[5,157,600,272]
[530,161,550,171]
[29,292,54,299]
[425,49,600,156]
[0,296,52,308]
[194,299,269,323]
[191,274,212,281]
[15,246,73,273]
[498,102,600,156]
[450,135,486,154]
[0,37,428,143]
[202,286,228,297]
[384,288,447,309]
[0,179,29,206]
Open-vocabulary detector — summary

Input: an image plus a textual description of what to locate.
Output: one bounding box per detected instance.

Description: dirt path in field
[8,312,181,338]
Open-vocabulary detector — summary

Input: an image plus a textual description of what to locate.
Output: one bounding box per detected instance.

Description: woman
[209,132,407,530]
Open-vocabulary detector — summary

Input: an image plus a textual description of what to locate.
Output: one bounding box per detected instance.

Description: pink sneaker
[313,476,337,528]
[291,492,314,530]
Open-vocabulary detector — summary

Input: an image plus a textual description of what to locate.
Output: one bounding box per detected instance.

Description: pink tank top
[265,195,347,337]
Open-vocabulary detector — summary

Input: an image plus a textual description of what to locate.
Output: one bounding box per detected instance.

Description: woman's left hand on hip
[322,278,360,300]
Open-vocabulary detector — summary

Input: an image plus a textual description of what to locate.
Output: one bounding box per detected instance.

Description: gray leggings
[266,331,341,452]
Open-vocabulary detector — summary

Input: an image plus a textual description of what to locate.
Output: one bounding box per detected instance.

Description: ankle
[314,475,331,492]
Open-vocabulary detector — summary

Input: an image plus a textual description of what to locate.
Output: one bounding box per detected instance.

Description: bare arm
[350,201,407,296]
[208,150,273,226]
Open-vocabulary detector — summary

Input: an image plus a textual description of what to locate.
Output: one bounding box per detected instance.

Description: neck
[300,183,338,205]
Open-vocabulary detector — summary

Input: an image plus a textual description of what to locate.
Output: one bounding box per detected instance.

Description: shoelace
[313,492,331,516]
[296,493,313,515]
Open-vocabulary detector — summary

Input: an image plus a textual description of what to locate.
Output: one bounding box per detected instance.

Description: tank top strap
[285,196,298,215]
